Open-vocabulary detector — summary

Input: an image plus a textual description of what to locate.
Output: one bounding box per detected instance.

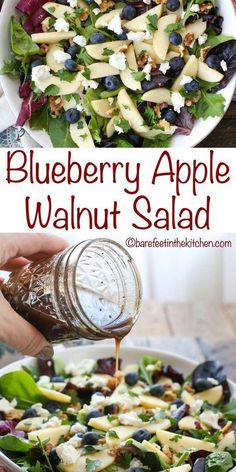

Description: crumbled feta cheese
[142,63,152,81]
[37,375,51,386]
[91,393,109,408]
[65,359,95,376]
[67,435,83,448]
[181,10,186,18]
[111,392,140,410]
[220,60,227,72]
[172,382,181,393]
[107,13,123,35]
[127,31,146,42]
[170,404,178,413]
[146,364,155,372]
[143,0,151,4]
[199,410,220,430]
[180,74,193,86]
[53,50,71,64]
[94,0,102,4]
[129,459,146,469]
[31,65,51,84]
[114,124,125,134]
[119,411,144,427]
[32,403,50,419]
[73,35,87,47]
[56,444,80,465]
[190,399,204,416]
[145,28,153,40]
[41,416,62,429]
[93,8,100,15]
[76,103,84,112]
[172,92,185,113]
[67,0,77,7]
[54,18,70,32]
[198,33,208,45]
[190,3,200,12]
[159,61,170,75]
[0,397,17,413]
[109,52,126,71]
[70,422,87,434]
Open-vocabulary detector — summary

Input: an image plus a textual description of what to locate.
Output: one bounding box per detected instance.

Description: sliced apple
[106,116,116,138]
[193,385,223,405]
[117,88,148,135]
[120,44,141,91]
[88,415,118,431]
[218,431,236,450]
[142,88,172,105]
[28,425,70,446]
[140,394,168,409]
[142,440,171,464]
[153,14,177,61]
[91,99,112,118]
[125,4,162,31]
[155,430,216,453]
[166,51,179,60]
[85,40,130,61]
[80,62,120,80]
[197,61,224,82]
[46,44,65,73]
[185,19,207,38]
[178,416,207,431]
[43,2,74,18]
[39,387,71,403]
[31,31,76,44]
[16,417,45,432]
[133,41,159,62]
[164,467,191,472]
[36,74,80,94]
[181,390,195,407]
[59,450,115,472]
[172,54,198,91]
[70,120,95,148]
[95,8,122,28]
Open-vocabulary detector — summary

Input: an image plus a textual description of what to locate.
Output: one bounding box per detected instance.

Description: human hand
[0,233,68,359]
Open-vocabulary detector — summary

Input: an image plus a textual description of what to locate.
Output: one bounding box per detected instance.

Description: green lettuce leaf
[205,452,233,472]
[10,16,39,57]
[0,434,33,452]
[190,91,225,120]
[0,371,45,408]
[48,115,77,147]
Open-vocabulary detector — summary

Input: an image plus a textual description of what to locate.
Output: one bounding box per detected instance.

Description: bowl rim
[0,0,235,148]
[0,344,235,471]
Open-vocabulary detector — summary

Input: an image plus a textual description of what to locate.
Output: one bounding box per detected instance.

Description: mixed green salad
[0,0,236,147]
[0,355,235,471]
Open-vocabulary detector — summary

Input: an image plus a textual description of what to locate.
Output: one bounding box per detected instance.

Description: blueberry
[31,59,43,69]
[126,131,143,147]
[82,432,99,445]
[65,59,78,72]
[67,46,80,58]
[162,108,177,124]
[49,448,60,466]
[85,410,102,424]
[132,429,152,443]
[22,408,38,420]
[169,56,185,72]
[184,79,199,93]
[122,5,137,20]
[104,75,120,91]
[169,32,182,45]
[128,468,145,472]
[194,378,214,391]
[51,376,65,382]
[104,142,117,147]
[104,404,119,415]
[117,27,128,40]
[90,32,106,44]
[171,398,184,408]
[47,402,61,414]
[125,372,139,386]
[149,384,165,397]
[55,0,68,4]
[166,0,180,10]
[64,108,80,124]
[206,54,221,70]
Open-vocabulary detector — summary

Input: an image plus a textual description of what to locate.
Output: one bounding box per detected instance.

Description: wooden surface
[197,101,236,148]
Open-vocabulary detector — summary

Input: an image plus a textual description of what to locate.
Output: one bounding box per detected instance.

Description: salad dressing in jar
[1,239,142,353]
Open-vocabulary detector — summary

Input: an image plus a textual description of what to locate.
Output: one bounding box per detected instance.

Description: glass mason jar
[2,239,142,343]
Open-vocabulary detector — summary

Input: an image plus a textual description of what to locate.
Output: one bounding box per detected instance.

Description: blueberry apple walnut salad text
[0,357,236,471]
[1,0,236,147]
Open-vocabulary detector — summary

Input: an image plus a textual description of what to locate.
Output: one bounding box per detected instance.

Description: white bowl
[0,344,235,471]
[0,0,235,147]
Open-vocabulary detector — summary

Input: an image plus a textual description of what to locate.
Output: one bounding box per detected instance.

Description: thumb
[0,293,53,359]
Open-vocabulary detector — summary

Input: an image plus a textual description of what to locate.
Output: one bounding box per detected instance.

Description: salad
[0,0,236,147]
[0,355,236,471]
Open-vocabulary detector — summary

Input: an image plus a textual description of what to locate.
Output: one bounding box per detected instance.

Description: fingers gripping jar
[1,239,142,343]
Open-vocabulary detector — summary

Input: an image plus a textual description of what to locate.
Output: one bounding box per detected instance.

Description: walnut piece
[199,2,213,13]
[100,0,115,11]
[184,33,194,47]
[49,96,64,116]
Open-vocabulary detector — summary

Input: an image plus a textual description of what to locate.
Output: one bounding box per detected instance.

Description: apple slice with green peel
[172,55,198,91]
[185,19,207,38]
[155,430,216,453]
[125,4,162,31]
[70,119,95,148]
[86,62,120,79]
[153,14,177,61]
[133,41,160,62]
[36,75,81,95]
[59,450,115,472]
[31,31,76,44]
[193,385,223,405]
[85,40,130,61]
[106,116,117,138]
[16,417,45,432]
[197,61,224,82]
[178,416,207,431]
[140,394,168,409]
[92,99,113,118]
[142,88,172,105]
[218,432,236,450]
[46,44,65,72]
[95,8,122,28]
[43,2,74,18]
[142,440,171,464]
[117,88,148,135]
[120,44,141,91]
[39,387,71,403]
[28,425,70,446]
[88,415,118,431]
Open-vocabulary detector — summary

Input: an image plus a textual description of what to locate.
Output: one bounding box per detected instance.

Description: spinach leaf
[143,134,171,148]
[10,17,39,57]
[29,105,49,132]
[190,90,225,120]
[0,371,45,408]
[114,138,134,147]
[221,399,236,420]
[0,434,33,452]
[48,115,77,147]
[138,355,158,384]
[205,451,233,472]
